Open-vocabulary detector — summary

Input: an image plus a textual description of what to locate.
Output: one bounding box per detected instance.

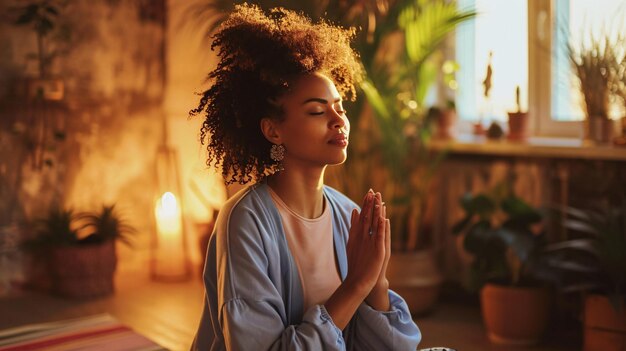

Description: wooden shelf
[429,134,626,162]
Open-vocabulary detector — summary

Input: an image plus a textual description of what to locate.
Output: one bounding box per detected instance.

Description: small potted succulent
[507,86,529,142]
[22,204,136,298]
[452,182,552,345]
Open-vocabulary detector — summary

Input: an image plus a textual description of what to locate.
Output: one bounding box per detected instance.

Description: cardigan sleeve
[222,299,344,350]
[216,205,346,351]
[347,289,421,350]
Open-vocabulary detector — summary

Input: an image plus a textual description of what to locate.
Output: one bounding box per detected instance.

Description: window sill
[429,134,626,162]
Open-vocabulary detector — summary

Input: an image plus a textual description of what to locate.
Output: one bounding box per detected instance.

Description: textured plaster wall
[0,0,167,293]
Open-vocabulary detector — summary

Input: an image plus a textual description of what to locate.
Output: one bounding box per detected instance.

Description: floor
[0,271,582,351]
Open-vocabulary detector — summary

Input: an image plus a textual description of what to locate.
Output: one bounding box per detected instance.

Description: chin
[327,154,348,165]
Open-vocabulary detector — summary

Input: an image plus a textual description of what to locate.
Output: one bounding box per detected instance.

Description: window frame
[454,0,585,138]
[528,0,581,138]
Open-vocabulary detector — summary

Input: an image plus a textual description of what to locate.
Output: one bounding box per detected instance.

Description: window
[456,0,626,137]
[456,0,528,124]
[552,0,626,122]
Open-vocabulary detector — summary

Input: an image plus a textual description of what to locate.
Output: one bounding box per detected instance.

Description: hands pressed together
[345,189,391,311]
[324,188,391,329]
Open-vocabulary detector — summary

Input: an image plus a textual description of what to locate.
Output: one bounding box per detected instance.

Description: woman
[190,4,421,350]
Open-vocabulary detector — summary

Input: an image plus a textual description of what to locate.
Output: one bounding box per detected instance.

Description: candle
[154,191,186,278]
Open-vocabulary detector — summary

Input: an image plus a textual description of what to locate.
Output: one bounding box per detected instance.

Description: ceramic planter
[584,294,626,351]
[480,284,551,345]
[387,250,443,315]
[585,116,613,144]
[436,109,457,140]
[507,111,529,142]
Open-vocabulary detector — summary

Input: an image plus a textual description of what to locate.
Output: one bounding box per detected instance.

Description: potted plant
[569,31,621,143]
[436,100,457,140]
[354,0,476,314]
[22,204,136,298]
[9,0,69,100]
[507,85,529,142]
[544,202,626,351]
[452,182,552,345]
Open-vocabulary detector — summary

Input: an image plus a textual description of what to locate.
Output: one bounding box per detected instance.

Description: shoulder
[216,183,277,239]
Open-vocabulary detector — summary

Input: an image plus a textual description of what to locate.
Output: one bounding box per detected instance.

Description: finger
[372,193,382,236]
[362,188,374,207]
[361,192,374,232]
[350,208,358,228]
[376,217,386,259]
[385,218,391,258]
[382,203,387,219]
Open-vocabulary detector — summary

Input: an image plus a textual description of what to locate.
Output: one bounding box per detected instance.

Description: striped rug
[0,314,166,351]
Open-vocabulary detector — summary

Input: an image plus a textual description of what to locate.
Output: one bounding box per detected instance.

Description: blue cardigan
[191,182,421,350]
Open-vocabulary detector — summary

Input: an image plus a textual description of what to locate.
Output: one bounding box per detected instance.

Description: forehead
[282,73,342,102]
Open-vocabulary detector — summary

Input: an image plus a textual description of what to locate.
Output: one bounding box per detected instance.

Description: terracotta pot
[507,111,529,142]
[436,109,457,140]
[586,116,613,143]
[583,294,626,351]
[481,284,551,345]
[387,250,443,315]
[49,241,117,298]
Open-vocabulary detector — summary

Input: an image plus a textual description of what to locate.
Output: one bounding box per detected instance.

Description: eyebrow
[301,97,342,105]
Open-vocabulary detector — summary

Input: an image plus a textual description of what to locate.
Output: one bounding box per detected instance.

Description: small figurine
[482,51,493,98]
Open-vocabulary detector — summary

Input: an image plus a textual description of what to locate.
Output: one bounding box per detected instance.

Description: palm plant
[22,204,135,249]
[79,205,136,247]
[24,206,79,249]
[352,0,476,251]
[544,202,626,311]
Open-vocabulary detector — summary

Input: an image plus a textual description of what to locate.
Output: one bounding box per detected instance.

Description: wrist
[342,276,373,300]
[365,280,390,311]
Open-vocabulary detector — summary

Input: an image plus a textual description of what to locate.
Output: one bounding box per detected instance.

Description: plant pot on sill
[436,108,457,140]
[49,240,117,298]
[583,294,626,351]
[507,111,529,142]
[585,116,614,144]
[387,250,443,315]
[481,284,551,345]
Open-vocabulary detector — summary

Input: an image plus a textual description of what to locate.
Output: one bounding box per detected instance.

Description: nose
[329,109,348,131]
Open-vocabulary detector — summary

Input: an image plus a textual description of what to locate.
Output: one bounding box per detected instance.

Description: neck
[266,163,326,219]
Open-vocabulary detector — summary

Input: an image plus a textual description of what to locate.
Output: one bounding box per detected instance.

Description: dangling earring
[270,144,285,171]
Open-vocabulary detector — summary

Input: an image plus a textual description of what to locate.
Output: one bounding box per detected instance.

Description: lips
[328,134,349,147]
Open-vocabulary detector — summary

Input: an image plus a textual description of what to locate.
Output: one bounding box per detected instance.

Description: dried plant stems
[569,36,618,120]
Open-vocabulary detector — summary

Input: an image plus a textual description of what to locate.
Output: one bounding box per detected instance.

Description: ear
[260,118,283,144]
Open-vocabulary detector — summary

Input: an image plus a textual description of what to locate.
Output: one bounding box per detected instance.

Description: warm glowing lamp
[150,143,192,281]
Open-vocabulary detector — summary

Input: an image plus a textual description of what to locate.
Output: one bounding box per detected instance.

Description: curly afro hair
[189,3,363,185]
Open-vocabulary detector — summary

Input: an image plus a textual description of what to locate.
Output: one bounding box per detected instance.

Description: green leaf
[545,238,599,255]
[497,227,534,263]
[461,193,496,218]
[360,79,391,120]
[463,219,494,254]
